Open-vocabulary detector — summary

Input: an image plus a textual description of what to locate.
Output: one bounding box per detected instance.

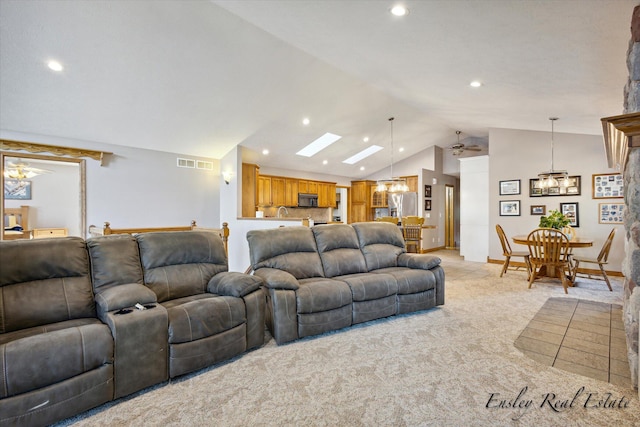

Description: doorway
[1,152,86,240]
[445,184,455,249]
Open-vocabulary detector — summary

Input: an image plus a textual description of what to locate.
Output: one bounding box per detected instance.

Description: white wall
[489,128,625,272]
[460,156,489,262]
[1,130,221,234]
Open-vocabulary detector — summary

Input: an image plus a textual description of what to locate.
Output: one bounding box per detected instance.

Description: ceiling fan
[3,160,53,180]
[447,131,482,156]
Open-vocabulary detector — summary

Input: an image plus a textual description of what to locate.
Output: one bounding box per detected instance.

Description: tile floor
[514,297,632,388]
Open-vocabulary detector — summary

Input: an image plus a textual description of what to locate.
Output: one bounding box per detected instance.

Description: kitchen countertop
[237,217,303,221]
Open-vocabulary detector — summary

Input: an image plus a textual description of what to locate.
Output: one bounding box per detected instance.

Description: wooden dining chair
[526,228,571,293]
[495,224,531,279]
[376,216,399,225]
[570,228,616,291]
[561,225,576,276]
[402,216,423,253]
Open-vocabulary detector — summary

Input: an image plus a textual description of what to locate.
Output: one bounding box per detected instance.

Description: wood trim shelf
[1,139,111,165]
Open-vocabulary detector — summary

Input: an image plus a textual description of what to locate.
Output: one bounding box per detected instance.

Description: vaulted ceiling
[0,0,635,178]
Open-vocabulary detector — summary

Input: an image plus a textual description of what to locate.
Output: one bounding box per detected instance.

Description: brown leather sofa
[246,222,445,344]
[0,231,264,426]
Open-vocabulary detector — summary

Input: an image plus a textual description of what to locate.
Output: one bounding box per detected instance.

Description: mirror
[1,151,86,240]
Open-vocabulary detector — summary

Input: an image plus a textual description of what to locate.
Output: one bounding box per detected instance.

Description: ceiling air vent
[177,158,195,168]
[196,160,213,170]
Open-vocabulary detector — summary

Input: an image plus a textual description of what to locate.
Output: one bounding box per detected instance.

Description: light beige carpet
[55,251,638,426]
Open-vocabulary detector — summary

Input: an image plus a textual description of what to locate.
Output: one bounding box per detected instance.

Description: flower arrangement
[538,209,570,229]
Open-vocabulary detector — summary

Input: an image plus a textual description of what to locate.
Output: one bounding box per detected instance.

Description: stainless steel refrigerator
[388,192,418,219]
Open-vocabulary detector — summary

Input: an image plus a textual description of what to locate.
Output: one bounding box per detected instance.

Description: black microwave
[298,193,318,207]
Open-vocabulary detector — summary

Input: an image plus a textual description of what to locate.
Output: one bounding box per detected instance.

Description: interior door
[445,184,455,249]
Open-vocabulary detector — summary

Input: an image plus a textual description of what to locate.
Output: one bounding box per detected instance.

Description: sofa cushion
[164,295,246,344]
[247,227,324,279]
[334,273,398,302]
[0,237,95,333]
[352,222,405,271]
[87,234,144,292]
[313,224,367,277]
[373,267,436,295]
[136,231,228,302]
[296,278,352,313]
[0,322,113,398]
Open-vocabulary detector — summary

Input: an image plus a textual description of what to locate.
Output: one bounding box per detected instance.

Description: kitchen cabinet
[271,177,286,206]
[257,176,272,207]
[285,178,299,207]
[371,187,387,208]
[350,180,375,223]
[403,175,418,192]
[242,163,259,216]
[317,182,337,208]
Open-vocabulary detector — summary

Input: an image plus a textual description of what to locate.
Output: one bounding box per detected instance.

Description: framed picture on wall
[499,179,520,195]
[530,205,546,215]
[4,179,31,200]
[592,173,623,198]
[598,203,624,224]
[424,185,432,198]
[560,202,579,227]
[425,199,431,211]
[499,200,520,216]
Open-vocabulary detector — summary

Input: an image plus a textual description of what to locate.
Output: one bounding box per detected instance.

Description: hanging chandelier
[3,160,53,180]
[376,117,409,193]
[536,117,570,189]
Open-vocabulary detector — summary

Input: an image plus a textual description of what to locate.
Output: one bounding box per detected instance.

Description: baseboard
[486,258,624,277]
[422,246,447,253]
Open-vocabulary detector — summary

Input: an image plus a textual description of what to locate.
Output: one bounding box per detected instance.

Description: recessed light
[399,147,404,152]
[262,149,269,155]
[297,132,342,157]
[363,137,369,142]
[302,117,310,126]
[470,81,482,88]
[390,5,409,16]
[342,145,384,164]
[322,160,328,165]
[47,60,63,72]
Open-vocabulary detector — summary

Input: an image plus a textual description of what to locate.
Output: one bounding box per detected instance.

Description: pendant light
[536,117,570,189]
[376,117,409,193]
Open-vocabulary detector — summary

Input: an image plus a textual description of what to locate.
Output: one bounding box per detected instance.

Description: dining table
[512,234,593,286]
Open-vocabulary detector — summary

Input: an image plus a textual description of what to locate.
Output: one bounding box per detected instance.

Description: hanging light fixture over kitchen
[376,117,409,193]
[536,117,570,189]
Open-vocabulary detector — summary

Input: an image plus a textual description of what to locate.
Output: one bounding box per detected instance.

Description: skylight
[296,132,342,157]
[342,145,383,165]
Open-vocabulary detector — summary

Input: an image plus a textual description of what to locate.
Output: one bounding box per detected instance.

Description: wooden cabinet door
[327,183,337,208]
[271,177,286,206]
[242,163,259,217]
[351,181,368,203]
[257,176,272,206]
[285,179,299,206]
[370,187,387,208]
[298,180,308,193]
[405,176,418,192]
[307,181,318,195]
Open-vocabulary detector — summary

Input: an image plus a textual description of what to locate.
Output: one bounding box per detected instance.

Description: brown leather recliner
[0,237,114,427]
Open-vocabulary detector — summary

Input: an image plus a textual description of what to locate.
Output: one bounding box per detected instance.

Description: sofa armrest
[94,283,158,314]
[253,268,300,290]
[397,253,441,270]
[207,272,263,297]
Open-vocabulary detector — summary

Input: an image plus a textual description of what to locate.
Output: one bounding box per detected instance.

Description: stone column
[622,5,640,391]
